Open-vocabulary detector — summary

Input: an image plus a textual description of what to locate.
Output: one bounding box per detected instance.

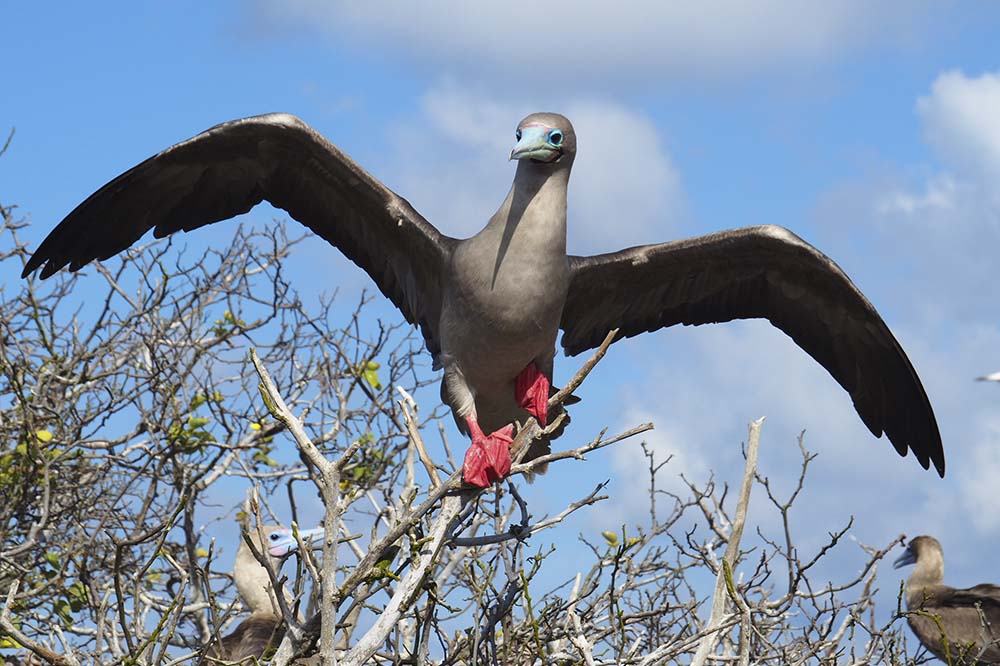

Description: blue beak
[267,526,325,557]
[510,126,561,162]
[893,547,916,569]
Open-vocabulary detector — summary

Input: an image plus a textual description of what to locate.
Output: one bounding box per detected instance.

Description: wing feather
[561,224,943,474]
[23,113,455,354]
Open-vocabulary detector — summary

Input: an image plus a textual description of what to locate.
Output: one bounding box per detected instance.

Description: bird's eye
[515,129,522,141]
[548,130,563,147]
[269,533,280,541]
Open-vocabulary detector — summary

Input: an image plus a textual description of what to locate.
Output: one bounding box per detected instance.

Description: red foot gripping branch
[462,362,551,487]
[462,420,514,487]
[515,362,549,426]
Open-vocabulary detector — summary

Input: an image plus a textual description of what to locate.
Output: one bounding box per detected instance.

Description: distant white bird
[976,372,1000,382]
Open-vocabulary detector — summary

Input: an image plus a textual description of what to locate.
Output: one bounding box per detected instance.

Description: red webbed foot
[462,418,514,487]
[515,362,550,426]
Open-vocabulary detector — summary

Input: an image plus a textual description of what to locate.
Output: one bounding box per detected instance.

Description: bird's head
[510,113,576,166]
[893,535,942,570]
[263,526,324,558]
[232,525,324,614]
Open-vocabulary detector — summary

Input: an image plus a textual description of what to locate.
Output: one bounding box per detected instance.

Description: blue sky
[5,0,1000,618]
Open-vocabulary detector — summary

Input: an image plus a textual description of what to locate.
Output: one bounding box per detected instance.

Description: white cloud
[875,174,960,217]
[596,407,710,527]
[380,83,685,254]
[805,69,1000,547]
[918,70,1000,187]
[815,70,1000,324]
[954,416,1000,532]
[253,1,940,83]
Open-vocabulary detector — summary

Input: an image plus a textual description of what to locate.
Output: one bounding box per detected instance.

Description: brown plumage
[894,535,1000,665]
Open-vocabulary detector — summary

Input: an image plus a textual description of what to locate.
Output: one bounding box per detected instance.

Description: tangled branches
[0,201,925,665]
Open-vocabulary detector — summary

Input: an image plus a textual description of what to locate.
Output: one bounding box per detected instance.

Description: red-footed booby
[22,112,945,485]
[894,535,1000,665]
[206,525,323,663]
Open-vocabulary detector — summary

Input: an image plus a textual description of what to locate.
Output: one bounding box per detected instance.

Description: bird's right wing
[560,224,943,475]
[22,113,456,355]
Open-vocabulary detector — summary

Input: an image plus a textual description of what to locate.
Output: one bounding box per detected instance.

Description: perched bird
[22,112,944,485]
[894,535,1000,665]
[206,525,323,664]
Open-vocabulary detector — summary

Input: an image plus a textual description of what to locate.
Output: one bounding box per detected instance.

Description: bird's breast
[440,247,568,386]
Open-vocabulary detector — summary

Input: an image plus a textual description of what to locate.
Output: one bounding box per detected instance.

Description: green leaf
[66,582,88,611]
[67,581,87,603]
[602,531,619,547]
[44,552,61,568]
[35,429,53,443]
[54,599,72,625]
[360,361,382,390]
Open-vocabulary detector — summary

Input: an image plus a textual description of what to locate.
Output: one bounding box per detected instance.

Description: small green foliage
[53,599,72,625]
[186,416,210,429]
[369,560,401,582]
[367,544,402,582]
[603,527,642,552]
[252,439,279,468]
[0,429,70,494]
[66,581,87,610]
[165,415,216,453]
[339,433,381,490]
[210,310,246,336]
[359,360,382,390]
[0,636,22,649]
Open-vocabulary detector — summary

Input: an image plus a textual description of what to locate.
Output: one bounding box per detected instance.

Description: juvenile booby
[894,535,1000,665]
[206,525,323,663]
[22,112,945,485]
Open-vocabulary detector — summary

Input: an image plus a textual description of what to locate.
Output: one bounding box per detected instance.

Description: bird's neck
[905,554,945,608]
[234,549,283,617]
[486,162,570,254]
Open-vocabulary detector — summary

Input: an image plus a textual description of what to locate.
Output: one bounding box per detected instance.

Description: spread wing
[22,113,456,354]
[560,224,943,475]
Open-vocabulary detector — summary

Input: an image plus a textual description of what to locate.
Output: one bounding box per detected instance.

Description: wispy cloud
[918,70,1000,189]
[253,0,942,84]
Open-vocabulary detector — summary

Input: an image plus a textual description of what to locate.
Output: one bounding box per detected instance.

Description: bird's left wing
[560,224,943,475]
[22,113,456,355]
